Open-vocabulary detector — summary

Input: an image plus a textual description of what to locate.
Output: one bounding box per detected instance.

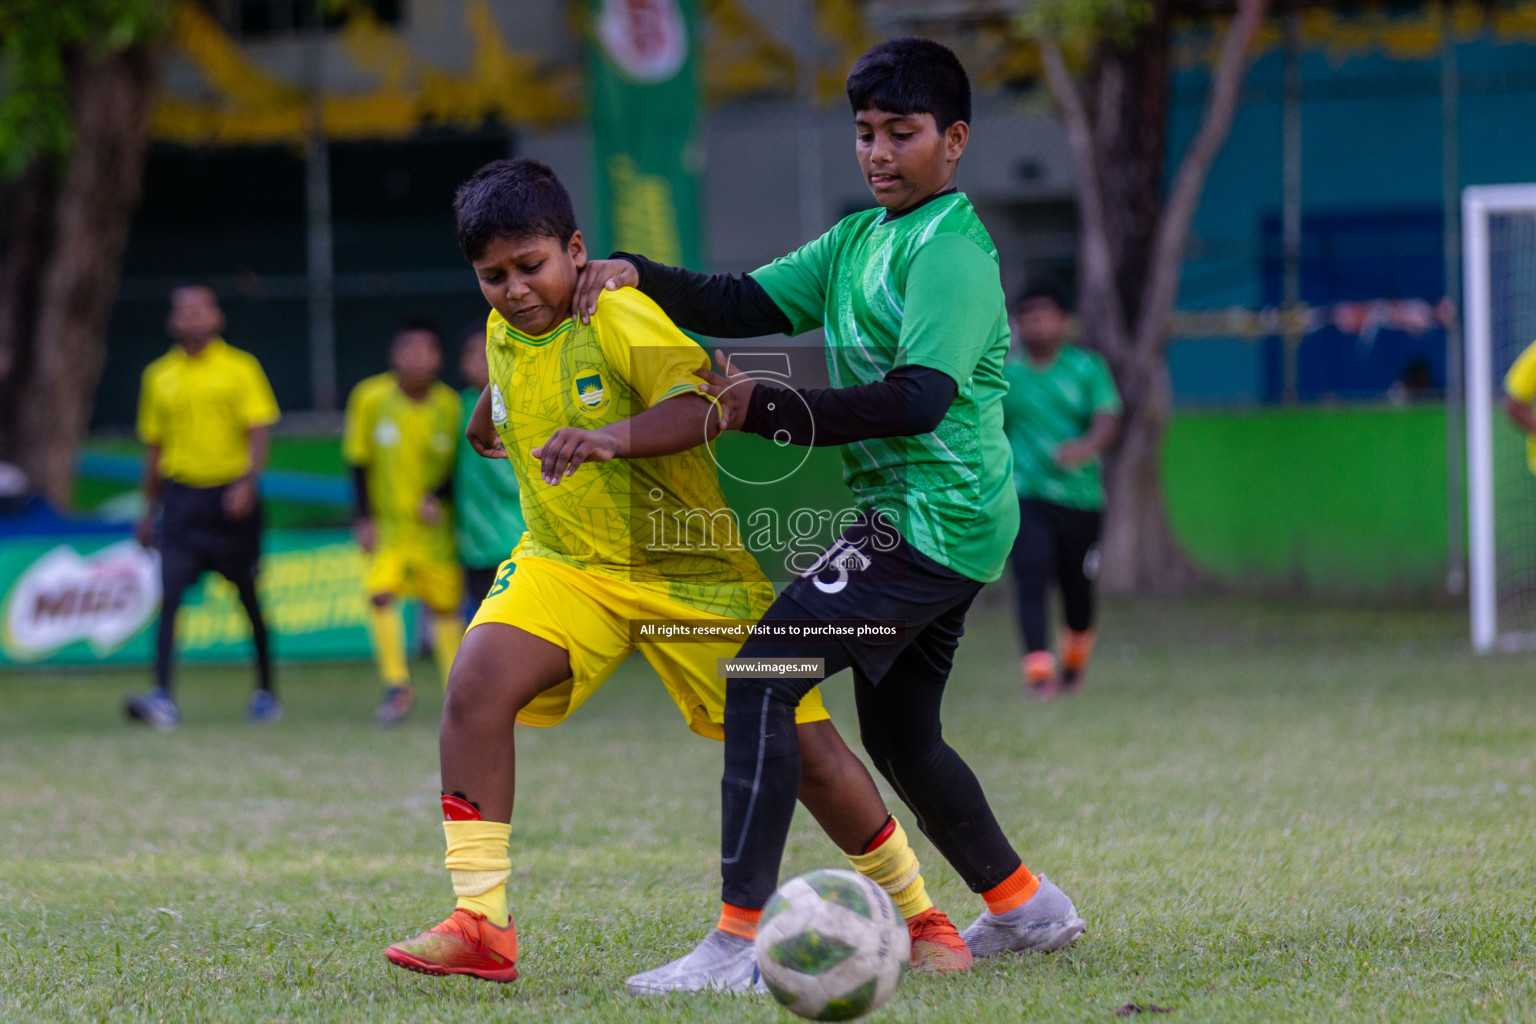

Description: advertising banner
[1,530,375,667]
[588,0,703,269]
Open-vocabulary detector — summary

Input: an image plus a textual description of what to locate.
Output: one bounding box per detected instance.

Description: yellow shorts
[468,555,829,740]
[365,546,464,614]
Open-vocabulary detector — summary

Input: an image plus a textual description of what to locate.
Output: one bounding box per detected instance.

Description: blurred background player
[343,320,464,725]
[453,327,524,616]
[1003,283,1121,699]
[125,284,281,729]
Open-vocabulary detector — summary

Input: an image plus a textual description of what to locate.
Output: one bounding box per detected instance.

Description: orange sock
[1023,651,1056,685]
[982,864,1040,915]
[1061,629,1096,672]
[717,903,762,940]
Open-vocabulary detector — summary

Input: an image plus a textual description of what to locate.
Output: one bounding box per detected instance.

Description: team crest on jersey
[490,384,508,427]
[374,418,401,447]
[573,371,610,413]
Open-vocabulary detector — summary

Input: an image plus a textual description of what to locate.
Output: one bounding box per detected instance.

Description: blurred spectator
[124,285,281,730]
[1002,282,1121,701]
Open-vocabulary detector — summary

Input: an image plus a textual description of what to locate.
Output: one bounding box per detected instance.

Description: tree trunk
[0,43,163,508]
[1041,0,1268,593]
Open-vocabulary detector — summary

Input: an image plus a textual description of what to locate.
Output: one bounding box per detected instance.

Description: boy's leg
[1011,499,1057,694]
[385,621,570,983]
[796,720,972,973]
[1052,505,1103,689]
[853,600,1086,957]
[367,594,413,723]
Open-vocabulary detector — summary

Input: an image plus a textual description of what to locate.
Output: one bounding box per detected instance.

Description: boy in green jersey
[578,37,1086,992]
[1002,283,1121,699]
[453,327,525,613]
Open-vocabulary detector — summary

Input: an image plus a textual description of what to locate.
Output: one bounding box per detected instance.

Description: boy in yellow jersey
[343,320,464,725]
[126,284,281,729]
[383,158,970,987]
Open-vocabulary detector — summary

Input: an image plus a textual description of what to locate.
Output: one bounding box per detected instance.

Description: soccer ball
[754,869,909,1020]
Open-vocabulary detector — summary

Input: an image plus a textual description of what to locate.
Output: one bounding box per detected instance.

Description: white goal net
[1465,184,1536,652]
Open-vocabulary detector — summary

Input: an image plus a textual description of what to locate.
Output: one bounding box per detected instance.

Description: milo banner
[1,530,377,667]
[588,0,703,268]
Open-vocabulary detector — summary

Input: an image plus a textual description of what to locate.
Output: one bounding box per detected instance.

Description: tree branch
[1040,40,1131,359]
[1133,0,1269,355]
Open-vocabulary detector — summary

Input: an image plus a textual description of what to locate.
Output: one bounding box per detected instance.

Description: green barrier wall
[77,403,1493,597]
[1162,404,1456,593]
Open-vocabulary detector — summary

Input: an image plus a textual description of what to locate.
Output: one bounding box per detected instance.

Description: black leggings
[721,564,1022,909]
[155,482,272,695]
[1009,498,1102,653]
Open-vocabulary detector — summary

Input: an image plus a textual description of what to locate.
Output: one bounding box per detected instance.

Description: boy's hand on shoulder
[573,259,639,324]
[532,427,623,485]
[694,349,756,432]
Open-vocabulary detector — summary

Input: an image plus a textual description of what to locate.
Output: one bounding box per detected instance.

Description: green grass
[2,595,1534,1022]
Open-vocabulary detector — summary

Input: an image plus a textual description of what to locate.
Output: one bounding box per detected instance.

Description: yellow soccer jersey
[137,338,280,487]
[342,373,460,559]
[1506,338,1536,474]
[485,287,771,621]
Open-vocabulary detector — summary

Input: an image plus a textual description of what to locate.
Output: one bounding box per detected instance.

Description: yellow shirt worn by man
[138,337,279,485]
[474,286,821,739]
[343,373,464,613]
[1504,338,1536,473]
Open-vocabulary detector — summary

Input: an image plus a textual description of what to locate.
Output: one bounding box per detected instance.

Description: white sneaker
[625,929,767,995]
[960,874,1086,957]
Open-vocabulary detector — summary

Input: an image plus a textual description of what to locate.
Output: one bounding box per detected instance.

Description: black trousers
[1008,498,1102,653]
[720,519,1023,910]
[155,481,271,695]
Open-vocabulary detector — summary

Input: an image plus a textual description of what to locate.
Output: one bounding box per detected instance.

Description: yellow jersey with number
[485,287,770,620]
[137,338,279,487]
[342,373,460,560]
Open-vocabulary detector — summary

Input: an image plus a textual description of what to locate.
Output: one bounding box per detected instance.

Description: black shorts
[758,516,983,685]
[158,480,263,581]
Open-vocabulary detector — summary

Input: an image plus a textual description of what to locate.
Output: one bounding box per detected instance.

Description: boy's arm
[531,393,719,485]
[466,384,508,459]
[698,352,957,446]
[1504,396,1536,436]
[575,254,792,337]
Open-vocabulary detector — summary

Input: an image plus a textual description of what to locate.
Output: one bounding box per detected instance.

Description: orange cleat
[907,907,973,973]
[385,908,520,983]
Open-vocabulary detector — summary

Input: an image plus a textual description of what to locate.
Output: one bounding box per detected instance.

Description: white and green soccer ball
[754,869,909,1021]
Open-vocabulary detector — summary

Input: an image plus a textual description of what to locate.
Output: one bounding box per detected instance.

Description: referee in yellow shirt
[124,285,281,730]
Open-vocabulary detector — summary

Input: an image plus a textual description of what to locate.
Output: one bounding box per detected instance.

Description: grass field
[2,594,1534,1023]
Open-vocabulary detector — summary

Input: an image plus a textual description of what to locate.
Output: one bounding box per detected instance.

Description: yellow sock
[432,615,463,685]
[444,820,512,927]
[367,602,409,685]
[846,816,933,921]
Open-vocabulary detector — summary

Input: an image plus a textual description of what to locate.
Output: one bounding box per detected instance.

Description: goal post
[1464,184,1536,652]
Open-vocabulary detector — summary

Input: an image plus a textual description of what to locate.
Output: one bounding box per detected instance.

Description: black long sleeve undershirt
[612,252,791,338]
[739,365,958,447]
[611,251,958,445]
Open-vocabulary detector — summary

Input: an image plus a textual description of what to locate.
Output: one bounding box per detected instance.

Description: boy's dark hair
[393,316,442,348]
[455,157,577,261]
[1011,281,1071,314]
[846,37,971,130]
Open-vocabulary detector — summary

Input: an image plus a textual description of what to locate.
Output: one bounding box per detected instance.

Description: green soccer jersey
[454,387,526,569]
[1001,346,1122,510]
[751,192,1017,583]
